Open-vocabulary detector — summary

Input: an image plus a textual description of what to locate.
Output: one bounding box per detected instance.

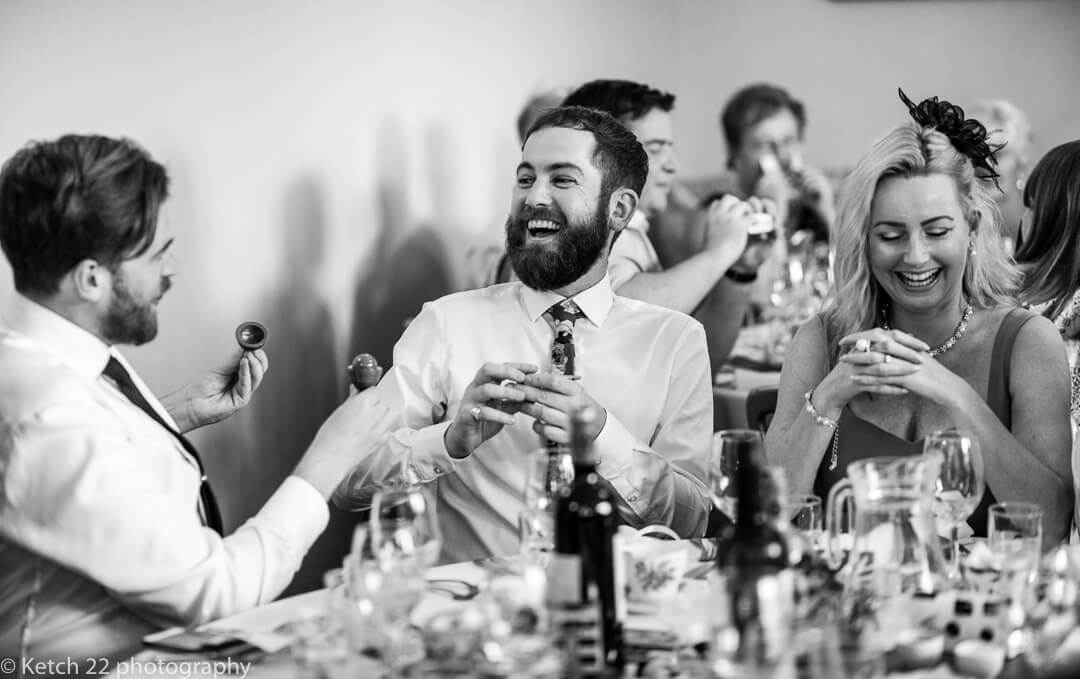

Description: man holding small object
[0,135,395,662]
[334,106,714,562]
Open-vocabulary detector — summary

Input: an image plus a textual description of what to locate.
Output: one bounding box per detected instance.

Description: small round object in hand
[235,322,268,350]
[347,353,382,390]
[470,406,482,423]
[854,337,871,353]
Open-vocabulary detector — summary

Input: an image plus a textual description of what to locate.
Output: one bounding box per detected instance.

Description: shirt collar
[520,273,614,328]
[626,209,650,234]
[2,294,112,380]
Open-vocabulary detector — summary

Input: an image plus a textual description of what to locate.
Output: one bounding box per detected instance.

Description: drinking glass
[925,429,984,577]
[519,447,574,561]
[988,502,1043,657]
[710,429,764,521]
[370,486,442,570]
[784,494,824,551]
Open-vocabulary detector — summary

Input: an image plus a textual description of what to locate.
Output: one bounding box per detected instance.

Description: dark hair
[562,79,675,124]
[524,105,648,199]
[1015,140,1080,321]
[0,135,169,296]
[720,83,806,154]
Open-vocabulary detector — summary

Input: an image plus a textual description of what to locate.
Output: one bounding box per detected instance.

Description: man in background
[716,83,835,243]
[334,106,713,562]
[0,134,393,661]
[562,79,764,316]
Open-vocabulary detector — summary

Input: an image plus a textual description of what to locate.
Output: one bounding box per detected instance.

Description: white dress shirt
[0,295,328,662]
[333,275,713,563]
[607,210,662,290]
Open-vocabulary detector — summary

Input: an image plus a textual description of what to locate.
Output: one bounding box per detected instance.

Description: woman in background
[970,99,1034,250]
[1013,139,1080,535]
[767,91,1073,542]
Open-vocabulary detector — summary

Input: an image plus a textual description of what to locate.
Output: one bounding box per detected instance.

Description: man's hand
[727,196,776,278]
[443,363,535,459]
[702,194,753,254]
[162,347,269,433]
[295,386,398,500]
[516,373,608,444]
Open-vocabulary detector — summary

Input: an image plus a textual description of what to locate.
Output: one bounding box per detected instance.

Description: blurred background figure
[717,83,835,245]
[1012,139,1080,534]
[971,99,1034,251]
[561,79,761,316]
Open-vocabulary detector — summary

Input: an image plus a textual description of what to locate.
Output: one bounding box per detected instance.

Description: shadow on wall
[286,117,461,595]
[234,177,341,596]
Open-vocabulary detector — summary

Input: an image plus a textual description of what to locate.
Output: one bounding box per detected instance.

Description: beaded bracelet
[804,390,838,429]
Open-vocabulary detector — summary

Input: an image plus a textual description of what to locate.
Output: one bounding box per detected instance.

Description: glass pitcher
[823,454,950,669]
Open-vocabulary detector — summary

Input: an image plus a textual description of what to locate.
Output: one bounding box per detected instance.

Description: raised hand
[162,347,269,433]
[443,362,536,459]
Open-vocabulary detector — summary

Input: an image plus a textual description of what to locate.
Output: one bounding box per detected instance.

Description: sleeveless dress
[812,308,1036,537]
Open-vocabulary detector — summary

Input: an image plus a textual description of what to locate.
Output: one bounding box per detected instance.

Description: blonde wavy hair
[823,123,1019,364]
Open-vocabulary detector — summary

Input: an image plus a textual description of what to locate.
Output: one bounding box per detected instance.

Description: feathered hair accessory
[899,87,1002,185]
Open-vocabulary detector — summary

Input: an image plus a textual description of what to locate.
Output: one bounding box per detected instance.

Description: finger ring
[854,338,871,352]
[883,354,891,363]
[469,406,482,422]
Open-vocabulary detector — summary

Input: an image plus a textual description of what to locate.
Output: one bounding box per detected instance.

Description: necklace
[828,300,975,472]
[879,302,974,357]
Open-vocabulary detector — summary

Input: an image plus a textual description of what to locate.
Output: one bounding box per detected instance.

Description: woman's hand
[837,328,971,409]
[814,329,930,414]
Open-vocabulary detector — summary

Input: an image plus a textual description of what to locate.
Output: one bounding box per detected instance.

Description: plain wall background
[2,0,1078,592]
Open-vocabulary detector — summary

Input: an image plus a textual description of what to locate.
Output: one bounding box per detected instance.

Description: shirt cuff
[593,413,647,512]
[402,420,457,481]
[253,475,330,552]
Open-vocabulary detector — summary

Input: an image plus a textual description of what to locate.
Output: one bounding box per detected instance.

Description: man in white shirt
[334,106,714,562]
[0,135,393,662]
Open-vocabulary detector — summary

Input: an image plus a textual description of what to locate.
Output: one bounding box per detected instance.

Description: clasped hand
[818,328,962,410]
[445,362,607,459]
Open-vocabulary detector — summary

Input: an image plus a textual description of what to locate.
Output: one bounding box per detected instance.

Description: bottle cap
[235,322,268,350]
[348,353,382,390]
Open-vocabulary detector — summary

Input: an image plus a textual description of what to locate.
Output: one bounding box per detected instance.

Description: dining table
[108,540,1080,679]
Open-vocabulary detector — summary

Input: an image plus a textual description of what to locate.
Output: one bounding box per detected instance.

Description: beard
[101,272,168,346]
[505,197,611,291]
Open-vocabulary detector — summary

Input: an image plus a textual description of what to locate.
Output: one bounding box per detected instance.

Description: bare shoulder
[1012,309,1067,362]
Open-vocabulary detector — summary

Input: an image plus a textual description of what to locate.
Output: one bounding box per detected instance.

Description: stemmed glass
[370,487,442,570]
[519,447,574,564]
[924,429,984,578]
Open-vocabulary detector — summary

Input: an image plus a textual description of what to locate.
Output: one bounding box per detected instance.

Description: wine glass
[519,447,574,564]
[370,487,442,571]
[924,429,984,578]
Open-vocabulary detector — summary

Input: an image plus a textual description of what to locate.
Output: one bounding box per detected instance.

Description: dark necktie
[543,299,587,454]
[544,299,587,378]
[103,356,224,535]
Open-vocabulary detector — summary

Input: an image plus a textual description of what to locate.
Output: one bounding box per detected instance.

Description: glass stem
[951,521,960,576]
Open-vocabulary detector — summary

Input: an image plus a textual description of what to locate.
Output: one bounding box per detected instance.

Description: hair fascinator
[899,88,1002,185]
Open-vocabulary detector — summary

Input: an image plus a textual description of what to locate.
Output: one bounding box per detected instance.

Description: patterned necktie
[103,357,224,535]
[544,299,587,378]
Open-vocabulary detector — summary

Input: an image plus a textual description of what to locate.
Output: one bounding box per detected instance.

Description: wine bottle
[546,406,626,677]
[712,438,795,677]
